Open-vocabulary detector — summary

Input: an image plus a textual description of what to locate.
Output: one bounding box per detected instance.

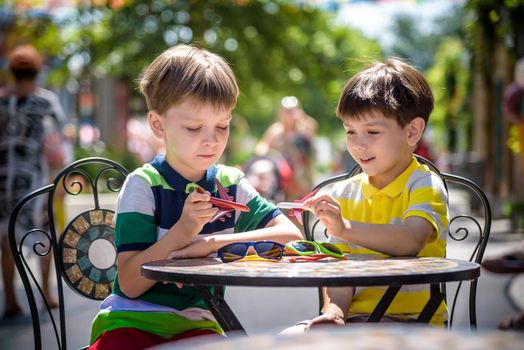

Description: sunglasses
[217,241,285,263]
[285,240,345,260]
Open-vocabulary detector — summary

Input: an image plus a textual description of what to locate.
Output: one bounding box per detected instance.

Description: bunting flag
[298,0,465,10]
[0,0,129,18]
[0,0,466,16]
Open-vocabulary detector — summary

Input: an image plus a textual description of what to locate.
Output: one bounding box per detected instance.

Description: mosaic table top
[142,254,480,287]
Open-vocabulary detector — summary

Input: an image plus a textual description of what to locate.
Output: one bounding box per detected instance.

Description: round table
[142,255,480,333]
[142,255,480,287]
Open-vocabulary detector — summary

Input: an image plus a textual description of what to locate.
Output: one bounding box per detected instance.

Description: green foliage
[502,199,524,230]
[465,0,524,67]
[388,4,468,71]
[74,143,141,173]
[44,0,381,140]
[426,38,471,153]
[388,3,473,154]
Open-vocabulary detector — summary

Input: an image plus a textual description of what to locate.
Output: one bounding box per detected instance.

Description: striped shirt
[329,157,449,324]
[91,154,280,342]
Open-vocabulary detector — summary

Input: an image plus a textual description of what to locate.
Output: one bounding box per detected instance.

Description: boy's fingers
[312,194,332,202]
[190,201,215,211]
[175,282,184,289]
[316,195,338,207]
[187,191,211,203]
[315,198,340,214]
[306,195,335,211]
[302,198,315,208]
[193,207,218,218]
[304,320,314,333]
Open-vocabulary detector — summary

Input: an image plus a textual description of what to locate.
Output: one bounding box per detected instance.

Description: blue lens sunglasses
[217,241,285,263]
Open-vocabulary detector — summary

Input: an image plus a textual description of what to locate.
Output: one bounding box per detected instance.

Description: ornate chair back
[8,157,129,349]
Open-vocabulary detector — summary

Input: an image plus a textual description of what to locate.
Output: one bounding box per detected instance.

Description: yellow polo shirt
[328,157,449,324]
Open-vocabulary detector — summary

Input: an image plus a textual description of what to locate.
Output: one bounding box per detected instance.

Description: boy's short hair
[337,58,434,128]
[139,45,239,114]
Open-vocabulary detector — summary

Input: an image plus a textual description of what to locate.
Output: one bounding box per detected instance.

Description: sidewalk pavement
[1,195,523,349]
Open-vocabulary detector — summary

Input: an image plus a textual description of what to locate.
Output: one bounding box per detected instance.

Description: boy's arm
[255,123,281,155]
[117,220,198,298]
[304,194,435,257]
[306,287,353,330]
[168,213,302,259]
[118,190,219,298]
[117,239,182,298]
[339,217,434,256]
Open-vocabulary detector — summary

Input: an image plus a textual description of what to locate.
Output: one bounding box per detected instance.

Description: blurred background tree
[465,0,524,201]
[386,3,471,158]
[2,0,524,211]
[42,0,381,164]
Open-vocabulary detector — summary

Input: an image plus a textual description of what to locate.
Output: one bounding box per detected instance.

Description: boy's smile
[343,111,423,189]
[149,99,232,182]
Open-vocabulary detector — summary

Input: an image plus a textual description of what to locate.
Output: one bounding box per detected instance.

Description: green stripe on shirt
[115,212,157,247]
[235,195,278,233]
[134,163,174,190]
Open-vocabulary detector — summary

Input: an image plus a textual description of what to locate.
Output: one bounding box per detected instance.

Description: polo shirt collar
[361,157,418,199]
[150,154,217,193]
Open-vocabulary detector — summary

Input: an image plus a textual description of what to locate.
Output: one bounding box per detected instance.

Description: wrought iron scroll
[18,228,62,347]
[8,157,129,350]
[60,162,127,210]
[448,215,484,262]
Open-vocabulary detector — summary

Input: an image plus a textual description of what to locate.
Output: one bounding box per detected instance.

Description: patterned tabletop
[153,325,524,350]
[142,254,480,287]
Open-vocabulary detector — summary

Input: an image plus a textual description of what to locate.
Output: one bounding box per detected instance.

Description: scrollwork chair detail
[302,155,491,330]
[8,157,129,350]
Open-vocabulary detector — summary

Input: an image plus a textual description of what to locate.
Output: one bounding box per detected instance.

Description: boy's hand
[303,194,347,238]
[305,311,345,332]
[177,190,218,237]
[168,236,216,259]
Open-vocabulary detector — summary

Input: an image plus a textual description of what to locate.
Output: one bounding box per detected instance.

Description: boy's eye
[345,130,355,135]
[186,127,201,132]
[368,131,380,135]
[217,125,229,131]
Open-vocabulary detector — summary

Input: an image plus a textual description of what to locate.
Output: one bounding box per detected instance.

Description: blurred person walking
[0,44,69,319]
[255,96,318,200]
[505,57,524,190]
[481,56,524,331]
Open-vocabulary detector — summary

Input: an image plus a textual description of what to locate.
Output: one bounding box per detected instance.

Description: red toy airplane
[276,188,319,225]
[193,180,250,223]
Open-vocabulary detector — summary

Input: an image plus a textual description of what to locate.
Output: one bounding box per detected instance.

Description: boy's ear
[406,117,425,147]
[148,111,164,138]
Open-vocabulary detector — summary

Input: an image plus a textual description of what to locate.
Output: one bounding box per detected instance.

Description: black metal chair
[302,155,492,330]
[8,157,129,350]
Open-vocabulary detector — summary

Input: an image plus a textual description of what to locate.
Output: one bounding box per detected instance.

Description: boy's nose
[352,136,368,150]
[202,130,218,146]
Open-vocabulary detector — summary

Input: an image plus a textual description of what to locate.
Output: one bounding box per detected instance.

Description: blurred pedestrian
[481,239,524,330]
[481,56,524,331]
[0,44,68,319]
[255,96,318,200]
[505,57,524,187]
[414,135,434,163]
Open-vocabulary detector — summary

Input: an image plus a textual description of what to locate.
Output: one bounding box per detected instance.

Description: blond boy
[90,45,301,349]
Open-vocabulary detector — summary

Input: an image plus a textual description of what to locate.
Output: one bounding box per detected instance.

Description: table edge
[141,259,481,287]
